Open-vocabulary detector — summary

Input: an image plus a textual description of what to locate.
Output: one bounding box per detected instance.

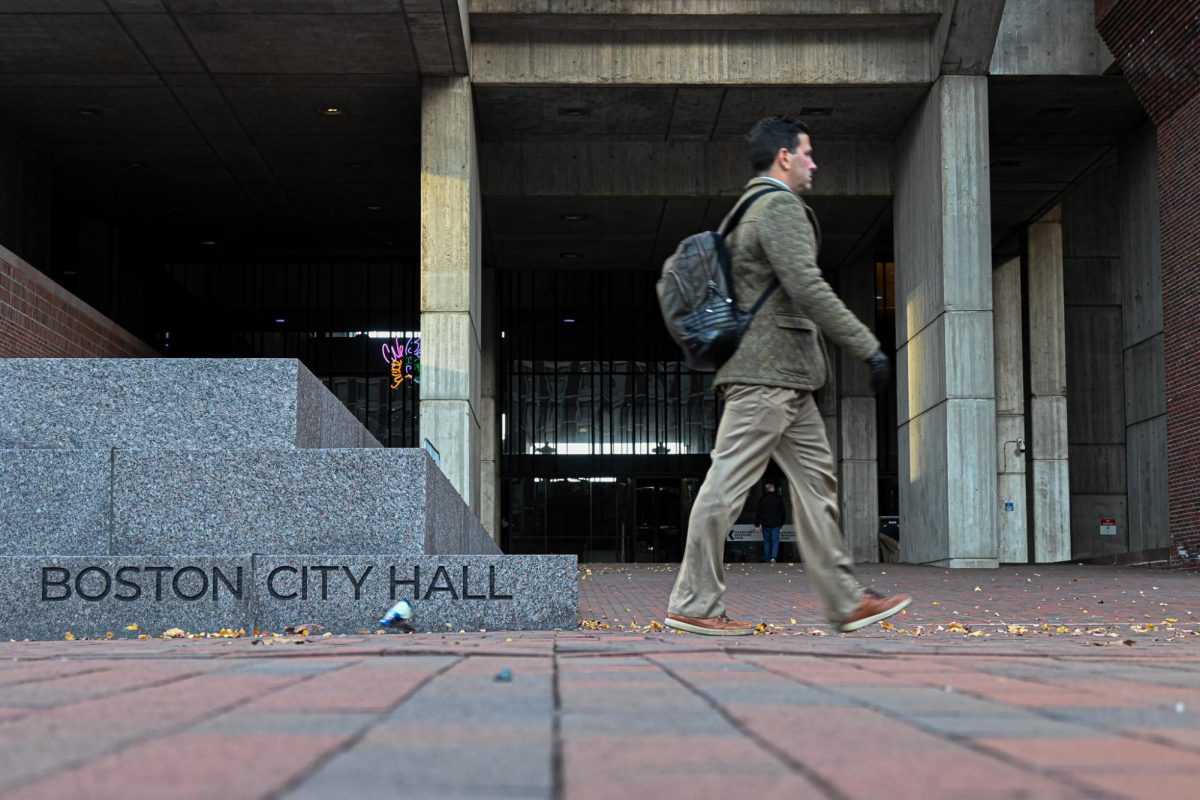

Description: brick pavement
[0,564,1195,799]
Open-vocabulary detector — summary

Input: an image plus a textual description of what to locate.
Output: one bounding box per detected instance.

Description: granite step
[2,554,577,639]
[0,448,498,557]
[0,359,378,450]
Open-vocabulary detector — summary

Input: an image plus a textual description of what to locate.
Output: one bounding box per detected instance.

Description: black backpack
[656,187,784,372]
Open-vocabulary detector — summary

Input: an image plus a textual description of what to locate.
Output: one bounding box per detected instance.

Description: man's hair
[747,116,810,173]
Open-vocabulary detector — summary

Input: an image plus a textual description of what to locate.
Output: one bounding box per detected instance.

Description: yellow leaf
[163,628,186,639]
[1165,618,1178,623]
[1056,626,1070,633]
[105,631,115,640]
[1006,625,1028,636]
[968,630,986,637]
[931,601,941,606]
[789,618,797,625]
[125,623,139,631]
[137,633,151,640]
[63,631,76,641]
[880,620,895,630]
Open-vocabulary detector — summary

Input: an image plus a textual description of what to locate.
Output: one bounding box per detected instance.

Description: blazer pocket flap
[773,314,816,332]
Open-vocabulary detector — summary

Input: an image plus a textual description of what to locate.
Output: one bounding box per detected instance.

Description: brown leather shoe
[664,612,756,636]
[837,589,913,632]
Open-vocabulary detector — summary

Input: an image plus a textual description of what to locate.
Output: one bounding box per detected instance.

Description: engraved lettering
[75,566,112,601]
[301,566,309,600]
[115,566,142,601]
[41,567,71,601]
[343,565,372,600]
[145,566,172,601]
[172,566,208,601]
[311,565,337,600]
[423,565,458,600]
[488,565,513,600]
[267,566,298,600]
[212,566,242,601]
[390,565,419,600]
[462,565,485,599]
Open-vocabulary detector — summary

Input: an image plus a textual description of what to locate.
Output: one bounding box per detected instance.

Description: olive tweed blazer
[715,177,880,392]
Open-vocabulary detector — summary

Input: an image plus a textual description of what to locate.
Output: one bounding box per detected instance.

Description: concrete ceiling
[0,1,1150,275]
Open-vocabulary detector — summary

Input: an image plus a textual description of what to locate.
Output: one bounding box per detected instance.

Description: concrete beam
[932,0,1006,75]
[990,0,1116,76]
[469,0,944,31]
[405,0,471,75]
[471,29,933,85]
[481,140,891,198]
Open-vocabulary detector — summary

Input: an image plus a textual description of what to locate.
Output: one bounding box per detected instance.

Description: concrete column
[420,76,482,514]
[479,267,500,540]
[894,75,998,568]
[993,256,1028,563]
[837,250,879,563]
[1119,121,1168,554]
[1025,208,1071,562]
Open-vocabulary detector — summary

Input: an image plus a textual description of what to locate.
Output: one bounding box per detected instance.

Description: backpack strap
[718,186,787,312]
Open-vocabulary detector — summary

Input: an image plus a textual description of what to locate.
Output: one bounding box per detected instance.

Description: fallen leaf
[105,631,115,640]
[879,620,895,630]
[63,631,76,641]
[124,623,139,631]
[137,634,151,640]
[163,628,186,639]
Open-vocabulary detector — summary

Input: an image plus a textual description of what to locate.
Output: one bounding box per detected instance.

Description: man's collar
[747,176,795,194]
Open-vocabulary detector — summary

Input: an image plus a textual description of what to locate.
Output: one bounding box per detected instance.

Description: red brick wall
[1096,0,1200,568]
[0,245,156,358]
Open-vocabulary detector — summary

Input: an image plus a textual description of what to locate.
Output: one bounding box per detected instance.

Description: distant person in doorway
[664,116,912,636]
[755,482,785,563]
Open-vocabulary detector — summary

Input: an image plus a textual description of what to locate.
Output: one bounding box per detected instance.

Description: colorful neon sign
[382,336,420,389]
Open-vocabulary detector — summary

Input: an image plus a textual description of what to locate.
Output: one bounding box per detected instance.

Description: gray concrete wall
[1061,161,1128,559]
[1119,121,1168,553]
[894,76,998,568]
[989,0,1115,76]
[993,256,1028,563]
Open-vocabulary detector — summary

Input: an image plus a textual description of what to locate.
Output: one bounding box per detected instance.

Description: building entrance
[503,476,696,563]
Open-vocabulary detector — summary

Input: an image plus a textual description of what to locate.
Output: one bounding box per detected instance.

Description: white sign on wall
[1099,517,1117,536]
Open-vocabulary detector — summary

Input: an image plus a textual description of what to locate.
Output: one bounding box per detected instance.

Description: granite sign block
[0,450,110,555]
[0,359,376,450]
[0,556,254,640]
[0,555,576,639]
[111,448,433,555]
[249,555,576,633]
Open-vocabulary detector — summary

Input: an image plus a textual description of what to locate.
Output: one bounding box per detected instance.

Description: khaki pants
[668,384,863,624]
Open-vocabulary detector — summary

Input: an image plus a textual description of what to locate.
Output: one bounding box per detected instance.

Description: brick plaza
[0,563,1196,799]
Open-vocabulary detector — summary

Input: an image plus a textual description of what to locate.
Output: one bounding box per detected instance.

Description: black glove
[866,351,890,394]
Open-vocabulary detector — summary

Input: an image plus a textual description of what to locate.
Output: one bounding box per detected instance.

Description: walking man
[754,482,785,563]
[664,116,912,636]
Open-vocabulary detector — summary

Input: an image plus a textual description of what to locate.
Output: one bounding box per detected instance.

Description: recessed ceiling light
[558,107,590,118]
[366,205,383,211]
[76,107,102,117]
[275,318,286,324]
[800,107,834,116]
[200,240,217,246]
[563,318,576,323]
[560,213,588,221]
[318,106,344,117]
[559,252,584,259]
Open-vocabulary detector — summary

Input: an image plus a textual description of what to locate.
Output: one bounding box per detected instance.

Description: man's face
[780,133,817,192]
[765,484,775,493]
